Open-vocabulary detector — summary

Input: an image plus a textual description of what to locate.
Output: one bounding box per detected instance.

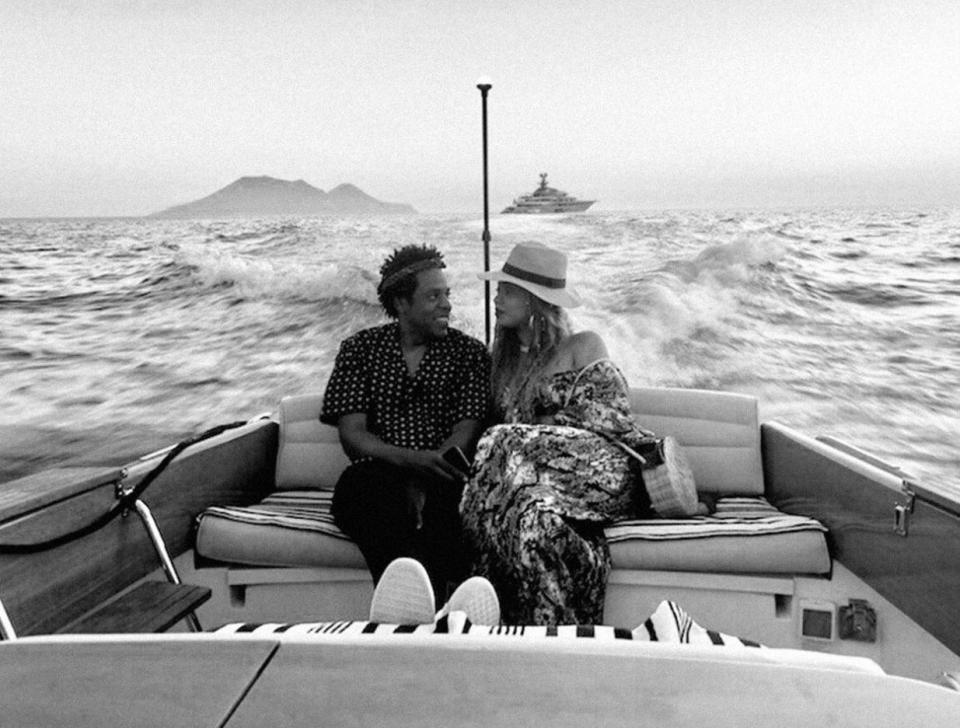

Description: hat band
[502,262,565,290]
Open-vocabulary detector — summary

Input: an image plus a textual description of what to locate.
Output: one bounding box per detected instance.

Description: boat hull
[0,420,276,635]
[2,390,960,687]
[501,200,595,214]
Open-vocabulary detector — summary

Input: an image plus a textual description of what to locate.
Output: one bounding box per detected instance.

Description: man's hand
[337,413,470,484]
[403,449,467,483]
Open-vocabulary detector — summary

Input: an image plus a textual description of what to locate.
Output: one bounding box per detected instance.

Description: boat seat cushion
[607,497,830,574]
[195,387,829,575]
[274,387,765,495]
[195,492,829,575]
[196,491,365,568]
[274,394,348,491]
[629,387,764,497]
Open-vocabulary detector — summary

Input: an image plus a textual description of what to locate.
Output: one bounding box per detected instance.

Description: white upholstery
[196,491,366,568]
[274,394,348,490]
[197,490,830,575]
[629,387,764,496]
[196,388,830,576]
[608,521,830,573]
[275,388,763,494]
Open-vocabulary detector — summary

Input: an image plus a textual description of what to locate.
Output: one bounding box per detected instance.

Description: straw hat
[478,242,582,308]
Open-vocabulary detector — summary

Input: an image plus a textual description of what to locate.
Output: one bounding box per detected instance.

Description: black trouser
[331,459,467,607]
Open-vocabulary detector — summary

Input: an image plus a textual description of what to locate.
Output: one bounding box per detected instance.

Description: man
[321,244,490,605]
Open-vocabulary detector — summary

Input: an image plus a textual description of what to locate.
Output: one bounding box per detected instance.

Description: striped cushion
[606,497,826,542]
[201,491,348,539]
[195,491,365,568]
[608,497,830,574]
[196,493,829,574]
[212,600,763,647]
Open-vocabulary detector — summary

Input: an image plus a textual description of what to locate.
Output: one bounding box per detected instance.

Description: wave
[172,245,380,306]
[669,236,789,282]
[587,235,790,389]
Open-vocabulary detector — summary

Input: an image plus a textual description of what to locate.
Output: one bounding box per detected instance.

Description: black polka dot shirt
[320,322,491,460]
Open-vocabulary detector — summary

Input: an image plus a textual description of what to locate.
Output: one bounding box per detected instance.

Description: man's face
[396,268,451,340]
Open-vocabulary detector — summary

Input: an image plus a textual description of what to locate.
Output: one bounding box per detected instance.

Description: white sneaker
[369,558,436,624]
[437,576,500,626]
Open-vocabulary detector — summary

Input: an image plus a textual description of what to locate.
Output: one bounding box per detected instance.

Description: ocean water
[1,209,958,497]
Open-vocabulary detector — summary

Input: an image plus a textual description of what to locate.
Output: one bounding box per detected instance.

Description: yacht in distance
[502,173,595,214]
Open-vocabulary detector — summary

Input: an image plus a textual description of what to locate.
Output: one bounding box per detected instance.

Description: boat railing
[816,434,960,524]
[816,436,918,483]
[0,495,205,640]
[0,418,261,639]
[0,596,16,640]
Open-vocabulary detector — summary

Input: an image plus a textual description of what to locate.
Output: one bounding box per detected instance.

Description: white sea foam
[175,244,380,305]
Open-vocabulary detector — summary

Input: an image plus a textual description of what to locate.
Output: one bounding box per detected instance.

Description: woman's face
[494,282,531,329]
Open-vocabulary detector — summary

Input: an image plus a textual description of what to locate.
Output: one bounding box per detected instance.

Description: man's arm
[441,336,492,457]
[337,412,467,482]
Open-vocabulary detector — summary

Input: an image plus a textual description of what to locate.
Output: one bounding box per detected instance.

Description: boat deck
[4,632,960,727]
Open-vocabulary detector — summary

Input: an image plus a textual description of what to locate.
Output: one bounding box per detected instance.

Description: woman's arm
[569,330,610,369]
[552,356,641,438]
[531,332,610,425]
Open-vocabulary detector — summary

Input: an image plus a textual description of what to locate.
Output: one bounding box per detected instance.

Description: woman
[460,242,697,625]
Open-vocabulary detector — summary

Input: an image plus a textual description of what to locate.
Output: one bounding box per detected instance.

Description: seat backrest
[272,389,764,496]
[274,394,350,490]
[629,387,763,496]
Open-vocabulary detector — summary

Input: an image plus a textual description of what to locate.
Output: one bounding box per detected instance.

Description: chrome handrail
[0,596,17,640]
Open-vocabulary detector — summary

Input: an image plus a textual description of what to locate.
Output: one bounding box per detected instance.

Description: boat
[3,97,958,726]
[1,385,959,725]
[501,173,595,213]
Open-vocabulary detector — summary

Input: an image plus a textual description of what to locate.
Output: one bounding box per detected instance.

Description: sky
[2,0,959,217]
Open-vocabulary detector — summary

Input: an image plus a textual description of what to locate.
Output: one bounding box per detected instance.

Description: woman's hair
[491,290,572,421]
[377,244,445,318]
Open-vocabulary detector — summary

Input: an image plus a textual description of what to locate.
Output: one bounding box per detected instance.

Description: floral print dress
[459,359,652,625]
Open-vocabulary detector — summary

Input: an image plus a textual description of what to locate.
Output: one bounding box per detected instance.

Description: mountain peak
[223,176,324,193]
[152,176,415,218]
[329,183,375,200]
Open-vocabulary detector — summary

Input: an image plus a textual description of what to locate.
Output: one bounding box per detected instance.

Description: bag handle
[562,358,626,408]
[562,358,650,465]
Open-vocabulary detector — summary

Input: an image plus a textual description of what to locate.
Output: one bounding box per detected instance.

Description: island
[151,176,416,218]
